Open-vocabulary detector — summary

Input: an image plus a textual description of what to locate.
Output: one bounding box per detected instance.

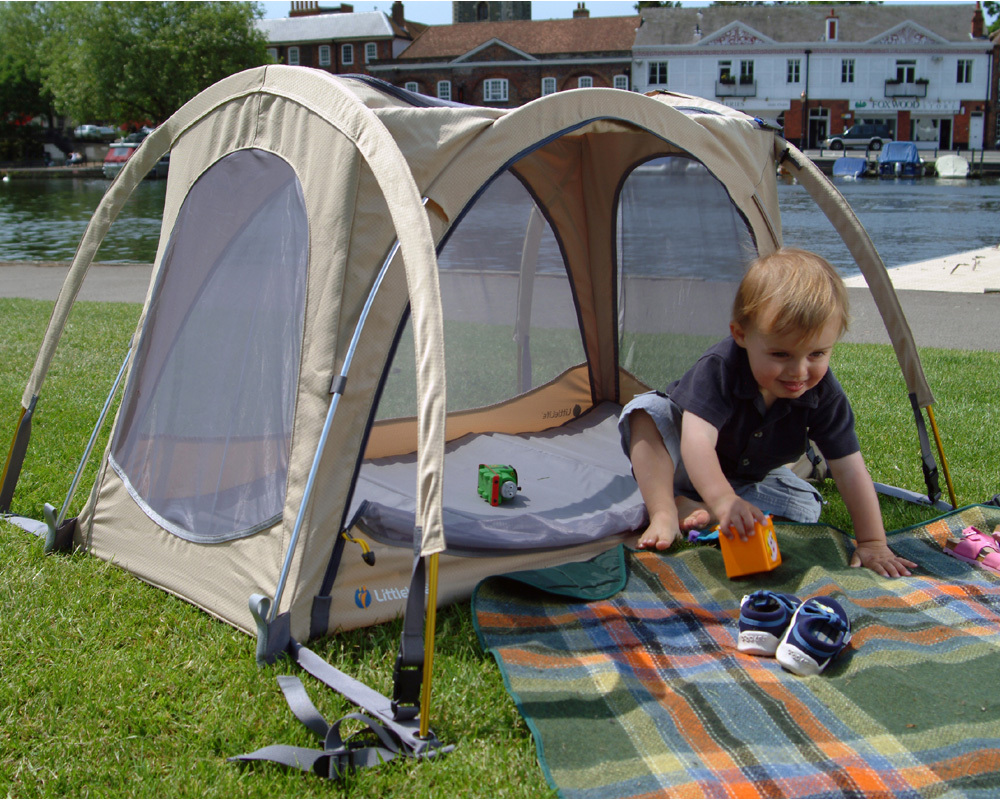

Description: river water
[1,174,997,276]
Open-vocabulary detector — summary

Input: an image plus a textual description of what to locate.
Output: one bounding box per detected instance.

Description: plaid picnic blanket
[472,505,1000,798]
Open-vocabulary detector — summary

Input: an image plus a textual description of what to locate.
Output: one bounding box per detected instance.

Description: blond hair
[732,247,849,338]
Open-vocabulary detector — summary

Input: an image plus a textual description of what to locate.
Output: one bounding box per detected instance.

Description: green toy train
[477,464,520,506]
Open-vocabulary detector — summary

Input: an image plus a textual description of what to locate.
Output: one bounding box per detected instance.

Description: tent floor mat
[351,402,648,554]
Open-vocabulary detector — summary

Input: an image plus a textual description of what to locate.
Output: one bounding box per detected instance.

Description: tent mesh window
[616,155,756,391]
[110,149,308,543]
[376,169,585,421]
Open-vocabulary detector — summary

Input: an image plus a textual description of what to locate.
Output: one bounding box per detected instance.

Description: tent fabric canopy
[5,67,940,645]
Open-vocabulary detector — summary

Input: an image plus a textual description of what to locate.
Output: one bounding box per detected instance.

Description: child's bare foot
[677,497,712,532]
[637,513,680,550]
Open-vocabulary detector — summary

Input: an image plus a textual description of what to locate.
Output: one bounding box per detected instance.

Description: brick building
[367,5,639,107]
[256,1,425,75]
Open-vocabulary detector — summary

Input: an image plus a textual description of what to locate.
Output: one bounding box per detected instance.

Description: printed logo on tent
[542,404,583,421]
[355,586,372,609]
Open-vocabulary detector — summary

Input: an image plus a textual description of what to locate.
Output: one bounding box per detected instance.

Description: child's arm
[827,451,918,578]
[680,411,765,539]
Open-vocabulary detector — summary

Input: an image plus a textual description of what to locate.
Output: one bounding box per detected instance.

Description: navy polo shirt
[665,337,860,482]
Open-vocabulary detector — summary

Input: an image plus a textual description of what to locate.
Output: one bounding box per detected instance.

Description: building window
[787,59,800,83]
[739,60,754,84]
[318,45,331,67]
[896,59,915,83]
[957,59,973,83]
[483,78,509,102]
[578,76,593,89]
[341,43,354,66]
[266,47,278,62]
[826,18,838,41]
[648,61,668,85]
[841,59,855,83]
[287,46,300,66]
[405,81,418,93]
[718,60,733,82]
[541,77,557,95]
[613,74,629,91]
[365,42,377,63]
[437,80,451,101]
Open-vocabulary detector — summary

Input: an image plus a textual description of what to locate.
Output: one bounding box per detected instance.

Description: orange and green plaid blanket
[473,505,1000,798]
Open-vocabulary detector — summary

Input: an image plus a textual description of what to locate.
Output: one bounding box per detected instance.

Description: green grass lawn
[2,296,999,798]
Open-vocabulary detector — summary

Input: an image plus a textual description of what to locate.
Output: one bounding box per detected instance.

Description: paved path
[0,261,152,304]
[842,244,1000,351]
[2,246,999,350]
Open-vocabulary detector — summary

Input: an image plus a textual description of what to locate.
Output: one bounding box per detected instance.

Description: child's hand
[714,495,765,541]
[850,541,917,578]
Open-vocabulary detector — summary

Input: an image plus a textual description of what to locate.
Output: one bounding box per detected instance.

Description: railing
[885,80,928,98]
[715,80,757,98]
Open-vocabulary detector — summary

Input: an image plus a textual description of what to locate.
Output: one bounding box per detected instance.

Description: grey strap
[873,481,953,512]
[230,677,401,779]
[392,555,426,721]
[230,670,450,780]
[908,393,944,506]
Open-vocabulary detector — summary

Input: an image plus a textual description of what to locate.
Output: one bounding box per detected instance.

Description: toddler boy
[619,247,916,578]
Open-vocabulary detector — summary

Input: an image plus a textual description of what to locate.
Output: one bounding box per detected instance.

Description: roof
[397,15,641,61]
[257,11,401,44]
[634,4,983,47]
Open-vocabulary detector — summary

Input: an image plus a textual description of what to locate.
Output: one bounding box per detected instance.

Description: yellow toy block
[718,515,781,579]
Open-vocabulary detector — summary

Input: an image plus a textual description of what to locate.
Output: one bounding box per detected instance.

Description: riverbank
[3,246,999,351]
[1,165,104,180]
[812,148,1000,177]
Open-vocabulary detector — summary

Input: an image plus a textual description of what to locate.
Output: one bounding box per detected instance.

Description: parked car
[823,123,893,151]
[102,142,170,180]
[75,124,117,141]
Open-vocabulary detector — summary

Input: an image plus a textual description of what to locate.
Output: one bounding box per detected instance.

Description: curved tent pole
[1,124,175,513]
[514,205,544,394]
[778,141,956,508]
[248,70,447,751]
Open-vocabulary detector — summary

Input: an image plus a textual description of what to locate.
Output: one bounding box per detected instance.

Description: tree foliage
[0,3,52,122]
[985,1,1000,34]
[0,1,267,127]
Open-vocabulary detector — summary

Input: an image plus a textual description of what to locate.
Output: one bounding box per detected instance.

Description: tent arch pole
[247,81,448,735]
[4,68,276,513]
[1,124,176,513]
[777,141,956,508]
[257,70,447,565]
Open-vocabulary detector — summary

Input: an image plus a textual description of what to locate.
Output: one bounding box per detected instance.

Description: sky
[259,0,996,25]
[261,1,652,22]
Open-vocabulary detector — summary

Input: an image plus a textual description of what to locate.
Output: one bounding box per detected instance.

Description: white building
[632,4,994,150]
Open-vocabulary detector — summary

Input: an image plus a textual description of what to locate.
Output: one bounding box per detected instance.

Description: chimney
[825,8,839,42]
[972,1,985,38]
[573,3,589,19]
[289,1,319,17]
[392,1,405,28]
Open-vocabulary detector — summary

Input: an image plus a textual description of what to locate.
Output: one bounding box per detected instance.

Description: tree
[0,3,53,123]
[985,1,999,34]
[40,1,268,126]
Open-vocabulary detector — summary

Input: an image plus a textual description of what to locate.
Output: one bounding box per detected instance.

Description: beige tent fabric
[58,68,451,636]
[17,70,939,641]
[778,141,934,408]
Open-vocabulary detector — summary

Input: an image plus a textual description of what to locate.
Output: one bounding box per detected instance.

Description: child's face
[730,313,841,408]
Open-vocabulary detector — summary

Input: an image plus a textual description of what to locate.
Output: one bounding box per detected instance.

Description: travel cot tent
[1,66,954,769]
